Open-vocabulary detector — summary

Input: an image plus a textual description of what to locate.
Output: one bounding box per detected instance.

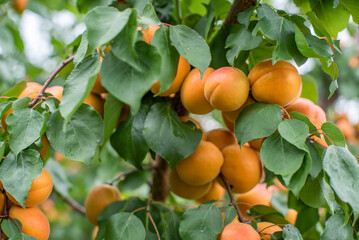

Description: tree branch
[28,55,74,108]
[223,0,257,27]
[151,155,170,202]
[54,190,86,216]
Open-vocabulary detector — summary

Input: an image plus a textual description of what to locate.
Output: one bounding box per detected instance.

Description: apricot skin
[176,141,224,186]
[248,59,302,107]
[9,206,50,240]
[285,209,298,225]
[85,184,122,225]
[196,180,225,204]
[220,222,260,240]
[13,0,29,12]
[222,113,234,132]
[180,68,215,114]
[84,92,105,116]
[169,169,212,200]
[204,67,249,111]
[206,129,237,151]
[142,25,160,44]
[257,222,282,240]
[221,145,261,193]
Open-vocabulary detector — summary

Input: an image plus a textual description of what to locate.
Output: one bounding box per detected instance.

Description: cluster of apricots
[0,168,53,240]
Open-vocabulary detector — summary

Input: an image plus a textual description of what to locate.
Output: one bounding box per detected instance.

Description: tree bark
[223,0,257,27]
[151,155,170,201]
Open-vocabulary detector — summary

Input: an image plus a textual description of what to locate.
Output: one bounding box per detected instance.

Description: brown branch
[151,155,170,202]
[54,189,86,215]
[28,55,74,108]
[219,173,245,223]
[147,209,160,240]
[107,166,154,186]
[223,0,257,27]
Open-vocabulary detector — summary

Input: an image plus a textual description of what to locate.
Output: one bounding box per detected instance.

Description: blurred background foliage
[0,0,359,239]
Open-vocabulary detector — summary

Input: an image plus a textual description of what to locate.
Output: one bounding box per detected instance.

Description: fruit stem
[308,132,334,146]
[28,55,75,108]
[280,106,292,120]
[219,173,245,223]
[223,0,257,27]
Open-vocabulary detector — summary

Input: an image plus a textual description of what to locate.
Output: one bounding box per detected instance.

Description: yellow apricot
[179,115,205,140]
[85,184,122,225]
[248,138,263,152]
[45,86,63,99]
[9,206,50,240]
[169,169,212,200]
[180,68,215,114]
[220,222,260,240]
[204,67,249,111]
[222,112,234,132]
[7,168,53,208]
[142,25,160,44]
[221,145,261,193]
[196,180,225,204]
[257,222,282,240]
[285,209,298,225]
[206,129,237,151]
[151,56,191,96]
[92,57,108,95]
[176,141,224,186]
[222,96,256,123]
[248,59,302,107]
[84,92,105,116]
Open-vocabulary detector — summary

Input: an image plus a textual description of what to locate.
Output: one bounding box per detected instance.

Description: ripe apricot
[142,25,160,44]
[257,222,282,240]
[151,56,191,96]
[235,184,273,217]
[220,222,260,240]
[335,118,356,141]
[248,138,263,152]
[9,206,50,240]
[169,169,212,200]
[285,209,298,225]
[222,113,234,132]
[204,67,249,111]
[179,116,205,140]
[248,59,302,107]
[176,141,224,186]
[84,92,105,116]
[222,96,255,123]
[221,145,261,193]
[54,151,67,162]
[85,184,122,225]
[8,168,53,207]
[196,180,225,204]
[206,129,237,151]
[12,0,29,13]
[39,135,50,160]
[45,86,63,99]
[180,68,215,114]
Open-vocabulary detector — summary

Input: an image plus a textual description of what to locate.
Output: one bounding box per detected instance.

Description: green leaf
[339,0,359,24]
[7,109,45,155]
[45,158,72,197]
[328,79,338,98]
[47,105,104,164]
[8,233,38,240]
[138,3,161,25]
[110,101,149,169]
[85,7,131,48]
[0,101,13,118]
[225,25,262,66]
[278,119,309,152]
[323,146,359,216]
[2,81,26,98]
[261,134,305,178]
[96,212,146,240]
[282,224,303,239]
[289,112,318,133]
[300,75,318,104]
[160,210,181,240]
[320,58,338,82]
[321,122,346,147]
[296,207,319,233]
[152,26,180,94]
[209,28,230,69]
[170,25,211,75]
[73,30,89,67]
[101,43,161,115]
[223,206,237,226]
[179,202,222,240]
[306,141,322,178]
[235,103,282,146]
[103,94,123,145]
[60,53,101,124]
[249,205,288,224]
[143,102,202,169]
[321,211,354,240]
[312,0,350,37]
[237,6,256,29]
[1,219,22,238]
[0,150,43,207]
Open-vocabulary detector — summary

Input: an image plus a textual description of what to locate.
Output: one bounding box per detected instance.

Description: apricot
[235,183,272,217]
[248,59,302,107]
[0,190,4,214]
[179,116,205,140]
[257,222,282,240]
[221,145,261,193]
[222,96,255,123]
[92,57,108,95]
[196,180,225,204]
[142,24,160,44]
[8,168,53,208]
[248,138,263,152]
[45,86,63,99]
[13,0,29,13]
[169,169,212,200]
[85,184,122,225]
[84,92,105,116]
[9,206,50,240]
[204,67,249,111]
[220,222,260,240]
[222,113,234,132]
[285,209,298,225]
[206,129,237,151]
[54,151,67,162]
[151,56,191,96]
[180,68,215,114]
[176,141,224,186]
[336,118,356,141]
[92,226,99,240]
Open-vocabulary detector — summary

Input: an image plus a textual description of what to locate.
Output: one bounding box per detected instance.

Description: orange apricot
[142,25,160,44]
[220,222,260,240]
[9,206,50,240]
[257,222,282,240]
[39,135,50,160]
[248,138,263,152]
[54,151,67,162]
[45,86,63,99]
[179,116,205,140]
[84,92,105,116]
[285,209,298,225]
[222,112,234,132]
[206,129,237,151]
[196,180,225,204]
[92,226,99,240]
[7,168,53,208]
[176,141,224,186]
[169,169,212,200]
[92,57,108,95]
[248,59,302,107]
[204,67,249,111]
[222,96,255,123]
[12,0,29,13]
[180,68,215,114]
[85,184,122,225]
[221,145,261,193]
[335,118,356,141]
[151,56,191,96]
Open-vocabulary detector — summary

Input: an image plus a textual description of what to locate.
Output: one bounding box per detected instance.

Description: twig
[219,173,245,222]
[308,132,334,146]
[28,55,74,108]
[223,0,257,27]
[107,166,154,186]
[161,22,171,27]
[54,189,86,215]
[280,106,292,120]
[146,198,160,240]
